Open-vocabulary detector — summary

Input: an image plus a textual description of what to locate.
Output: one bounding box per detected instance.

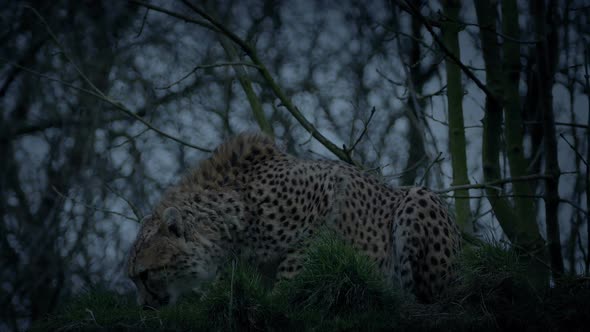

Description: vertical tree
[502,0,537,228]
[474,0,548,285]
[530,0,564,277]
[441,0,473,232]
[399,13,428,186]
[0,2,141,328]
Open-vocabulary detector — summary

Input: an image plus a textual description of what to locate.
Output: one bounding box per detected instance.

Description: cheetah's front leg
[275,246,307,280]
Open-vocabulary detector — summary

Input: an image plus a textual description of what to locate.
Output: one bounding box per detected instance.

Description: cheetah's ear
[163,207,184,238]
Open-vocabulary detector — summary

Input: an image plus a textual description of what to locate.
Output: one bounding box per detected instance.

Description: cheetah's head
[127,198,242,308]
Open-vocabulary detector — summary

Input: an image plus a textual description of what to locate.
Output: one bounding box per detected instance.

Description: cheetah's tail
[393,229,429,301]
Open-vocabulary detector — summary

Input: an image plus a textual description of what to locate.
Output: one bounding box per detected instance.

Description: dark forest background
[1,0,589,330]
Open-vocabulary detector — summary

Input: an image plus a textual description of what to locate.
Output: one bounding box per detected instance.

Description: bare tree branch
[2,61,212,152]
[435,173,552,193]
[398,0,500,108]
[177,0,359,165]
[560,133,588,167]
[344,106,377,156]
[156,61,261,90]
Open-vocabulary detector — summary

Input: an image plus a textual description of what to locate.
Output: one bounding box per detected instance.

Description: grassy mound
[198,261,287,331]
[273,232,408,331]
[32,234,590,331]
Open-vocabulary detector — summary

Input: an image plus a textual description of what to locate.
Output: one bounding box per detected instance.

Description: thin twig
[377,21,440,55]
[26,6,105,97]
[382,154,428,179]
[128,0,215,29]
[376,68,405,87]
[560,199,589,216]
[418,152,444,185]
[559,133,588,167]
[135,7,149,38]
[104,184,143,221]
[110,128,150,148]
[156,61,260,90]
[179,0,253,56]
[418,110,449,126]
[442,19,540,44]
[344,106,377,155]
[435,173,551,193]
[395,1,441,27]
[469,208,494,225]
[524,121,589,129]
[21,6,213,152]
[52,186,138,222]
[398,0,500,108]
[555,121,588,129]
[499,239,554,271]
[3,61,211,152]
[177,0,358,165]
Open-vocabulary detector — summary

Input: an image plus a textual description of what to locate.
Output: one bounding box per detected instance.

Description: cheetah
[127,133,461,307]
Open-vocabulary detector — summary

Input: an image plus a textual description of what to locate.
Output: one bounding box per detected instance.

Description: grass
[273,232,408,331]
[32,233,590,331]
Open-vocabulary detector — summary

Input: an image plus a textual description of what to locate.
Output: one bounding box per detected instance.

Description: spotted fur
[127,133,461,306]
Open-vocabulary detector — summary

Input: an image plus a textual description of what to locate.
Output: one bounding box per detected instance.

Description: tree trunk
[531,0,564,278]
[474,0,548,287]
[502,0,537,226]
[400,15,427,186]
[218,37,274,138]
[441,0,473,232]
